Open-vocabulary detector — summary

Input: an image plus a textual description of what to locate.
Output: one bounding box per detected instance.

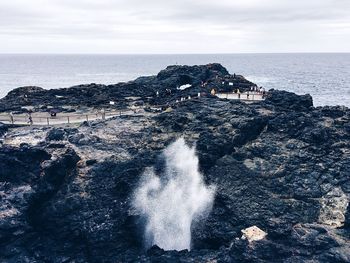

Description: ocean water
[0,53,349,107]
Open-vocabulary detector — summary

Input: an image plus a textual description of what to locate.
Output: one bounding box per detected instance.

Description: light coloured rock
[0,207,19,219]
[243,157,267,171]
[241,226,267,242]
[318,187,349,228]
[243,159,256,170]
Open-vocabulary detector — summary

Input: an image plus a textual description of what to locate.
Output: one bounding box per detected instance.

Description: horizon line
[0,52,349,56]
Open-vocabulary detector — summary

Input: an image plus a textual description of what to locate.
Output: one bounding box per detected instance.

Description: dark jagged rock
[46,128,65,141]
[0,64,255,112]
[0,64,349,262]
[264,89,313,111]
[6,86,44,96]
[0,147,80,262]
[0,123,8,137]
[156,63,229,86]
[0,146,51,184]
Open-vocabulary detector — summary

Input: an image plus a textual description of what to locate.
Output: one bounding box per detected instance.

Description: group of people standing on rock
[210,85,267,100]
[250,86,266,94]
[156,88,172,98]
[154,79,267,106]
[244,86,266,99]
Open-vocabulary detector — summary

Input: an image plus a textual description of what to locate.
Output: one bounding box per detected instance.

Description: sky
[0,0,349,54]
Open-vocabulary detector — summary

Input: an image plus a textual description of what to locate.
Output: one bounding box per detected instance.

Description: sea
[0,53,349,107]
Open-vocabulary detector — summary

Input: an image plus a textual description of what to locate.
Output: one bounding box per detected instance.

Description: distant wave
[245,75,277,84]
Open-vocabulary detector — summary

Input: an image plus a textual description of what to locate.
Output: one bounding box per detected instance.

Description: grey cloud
[0,0,349,53]
[143,0,350,24]
[54,0,350,23]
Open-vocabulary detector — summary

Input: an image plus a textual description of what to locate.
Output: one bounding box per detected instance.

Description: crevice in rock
[26,149,80,231]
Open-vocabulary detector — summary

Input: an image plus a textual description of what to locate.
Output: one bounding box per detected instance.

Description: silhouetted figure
[27,112,33,125]
[9,112,14,124]
[101,108,106,120]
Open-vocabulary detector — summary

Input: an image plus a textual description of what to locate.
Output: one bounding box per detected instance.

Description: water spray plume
[133,138,215,251]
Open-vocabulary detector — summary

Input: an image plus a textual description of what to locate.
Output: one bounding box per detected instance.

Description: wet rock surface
[0,64,349,262]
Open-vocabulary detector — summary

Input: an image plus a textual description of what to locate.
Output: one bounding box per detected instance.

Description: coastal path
[0,93,265,126]
[0,108,140,126]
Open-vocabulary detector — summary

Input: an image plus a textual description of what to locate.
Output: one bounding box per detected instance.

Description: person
[198,92,201,98]
[237,88,241,99]
[101,108,106,120]
[50,110,57,117]
[9,112,14,124]
[131,105,137,113]
[211,89,216,96]
[27,112,33,125]
[247,91,250,100]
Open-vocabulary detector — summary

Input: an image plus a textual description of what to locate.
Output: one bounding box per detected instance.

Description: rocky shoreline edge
[0,64,349,262]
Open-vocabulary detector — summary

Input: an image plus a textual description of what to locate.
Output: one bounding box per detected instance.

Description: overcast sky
[0,0,349,54]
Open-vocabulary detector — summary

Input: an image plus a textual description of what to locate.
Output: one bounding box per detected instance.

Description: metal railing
[0,108,140,126]
[0,94,266,126]
[216,92,266,101]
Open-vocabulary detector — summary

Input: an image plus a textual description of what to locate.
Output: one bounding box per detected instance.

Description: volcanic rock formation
[0,64,349,262]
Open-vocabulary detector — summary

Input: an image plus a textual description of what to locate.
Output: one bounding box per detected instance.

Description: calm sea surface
[0,53,349,107]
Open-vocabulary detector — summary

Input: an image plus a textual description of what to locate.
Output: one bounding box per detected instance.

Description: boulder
[241,226,267,242]
[46,128,65,141]
[265,89,313,111]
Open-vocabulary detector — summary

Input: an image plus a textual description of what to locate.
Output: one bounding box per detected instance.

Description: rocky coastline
[0,64,349,262]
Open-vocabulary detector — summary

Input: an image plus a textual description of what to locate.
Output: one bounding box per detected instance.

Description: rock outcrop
[0,63,255,112]
[265,89,313,111]
[0,64,349,262]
